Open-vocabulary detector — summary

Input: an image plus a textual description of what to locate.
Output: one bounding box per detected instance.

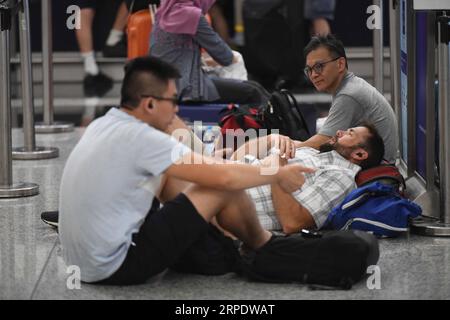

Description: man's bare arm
[231,134,296,161]
[271,183,316,234]
[165,152,314,193]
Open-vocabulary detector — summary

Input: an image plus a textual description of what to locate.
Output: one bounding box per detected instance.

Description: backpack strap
[341,218,409,233]
[340,183,399,211]
[280,89,311,137]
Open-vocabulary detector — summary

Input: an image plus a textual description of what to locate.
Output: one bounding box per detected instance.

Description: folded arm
[194,15,233,66]
[231,134,297,161]
[271,182,316,234]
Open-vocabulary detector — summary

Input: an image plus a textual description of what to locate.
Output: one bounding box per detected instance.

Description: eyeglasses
[304,57,341,77]
[141,94,180,106]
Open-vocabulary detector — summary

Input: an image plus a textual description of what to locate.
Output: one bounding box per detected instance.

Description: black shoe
[41,211,59,229]
[83,72,113,97]
[102,39,127,58]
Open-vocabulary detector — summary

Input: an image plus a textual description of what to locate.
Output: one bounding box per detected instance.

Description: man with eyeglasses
[57,56,313,285]
[297,34,398,163]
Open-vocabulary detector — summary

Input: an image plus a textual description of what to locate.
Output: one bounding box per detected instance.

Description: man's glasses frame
[304,56,342,77]
[141,94,180,106]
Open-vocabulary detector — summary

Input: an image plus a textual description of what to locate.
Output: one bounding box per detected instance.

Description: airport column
[411,12,450,236]
[12,0,59,159]
[436,14,450,227]
[0,1,39,198]
[35,0,74,133]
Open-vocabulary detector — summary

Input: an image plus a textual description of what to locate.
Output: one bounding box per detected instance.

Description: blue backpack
[322,182,422,238]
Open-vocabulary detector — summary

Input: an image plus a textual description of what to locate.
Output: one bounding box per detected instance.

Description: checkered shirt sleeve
[246,185,282,231]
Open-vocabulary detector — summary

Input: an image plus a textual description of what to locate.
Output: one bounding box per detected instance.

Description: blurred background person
[243,0,336,91]
[149,0,268,105]
[74,0,128,99]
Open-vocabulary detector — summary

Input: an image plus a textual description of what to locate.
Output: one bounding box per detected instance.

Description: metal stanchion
[34,0,74,133]
[373,0,384,93]
[411,13,450,236]
[233,0,244,46]
[12,0,58,159]
[0,3,39,198]
[437,14,450,226]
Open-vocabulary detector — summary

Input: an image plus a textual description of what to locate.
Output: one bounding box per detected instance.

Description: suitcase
[127,9,153,60]
[126,8,212,60]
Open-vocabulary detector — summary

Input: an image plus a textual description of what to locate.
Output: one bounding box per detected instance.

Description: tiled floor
[1,128,450,300]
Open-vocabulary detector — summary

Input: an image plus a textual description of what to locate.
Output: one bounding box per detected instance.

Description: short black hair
[120,56,181,109]
[358,122,385,169]
[304,34,348,69]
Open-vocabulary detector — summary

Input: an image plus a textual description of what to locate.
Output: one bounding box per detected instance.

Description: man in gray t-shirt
[297,34,398,163]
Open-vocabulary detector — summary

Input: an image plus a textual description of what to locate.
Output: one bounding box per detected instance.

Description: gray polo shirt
[59,108,191,283]
[319,72,399,162]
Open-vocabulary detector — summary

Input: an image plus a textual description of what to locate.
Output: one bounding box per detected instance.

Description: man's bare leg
[75,8,95,54]
[112,1,128,32]
[183,185,271,250]
[157,174,237,239]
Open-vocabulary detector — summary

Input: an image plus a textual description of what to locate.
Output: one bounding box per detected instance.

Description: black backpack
[219,90,311,141]
[170,225,241,276]
[262,89,311,141]
[241,230,379,290]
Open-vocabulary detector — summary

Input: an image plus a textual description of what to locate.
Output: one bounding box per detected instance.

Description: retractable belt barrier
[12,0,59,160]
[0,1,38,198]
[34,0,74,133]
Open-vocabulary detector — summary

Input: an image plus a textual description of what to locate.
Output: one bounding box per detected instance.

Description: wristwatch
[243,154,258,164]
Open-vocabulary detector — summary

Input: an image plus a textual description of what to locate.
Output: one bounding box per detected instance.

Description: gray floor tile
[31,234,450,300]
[3,129,450,300]
[0,199,58,299]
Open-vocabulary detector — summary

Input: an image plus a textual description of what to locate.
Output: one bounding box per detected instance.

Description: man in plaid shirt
[232,123,385,234]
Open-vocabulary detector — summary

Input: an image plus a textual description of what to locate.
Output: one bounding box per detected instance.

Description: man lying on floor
[230,124,385,234]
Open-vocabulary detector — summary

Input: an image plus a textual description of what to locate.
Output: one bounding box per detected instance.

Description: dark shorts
[125,0,161,13]
[75,0,122,10]
[96,193,240,286]
[74,0,99,10]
